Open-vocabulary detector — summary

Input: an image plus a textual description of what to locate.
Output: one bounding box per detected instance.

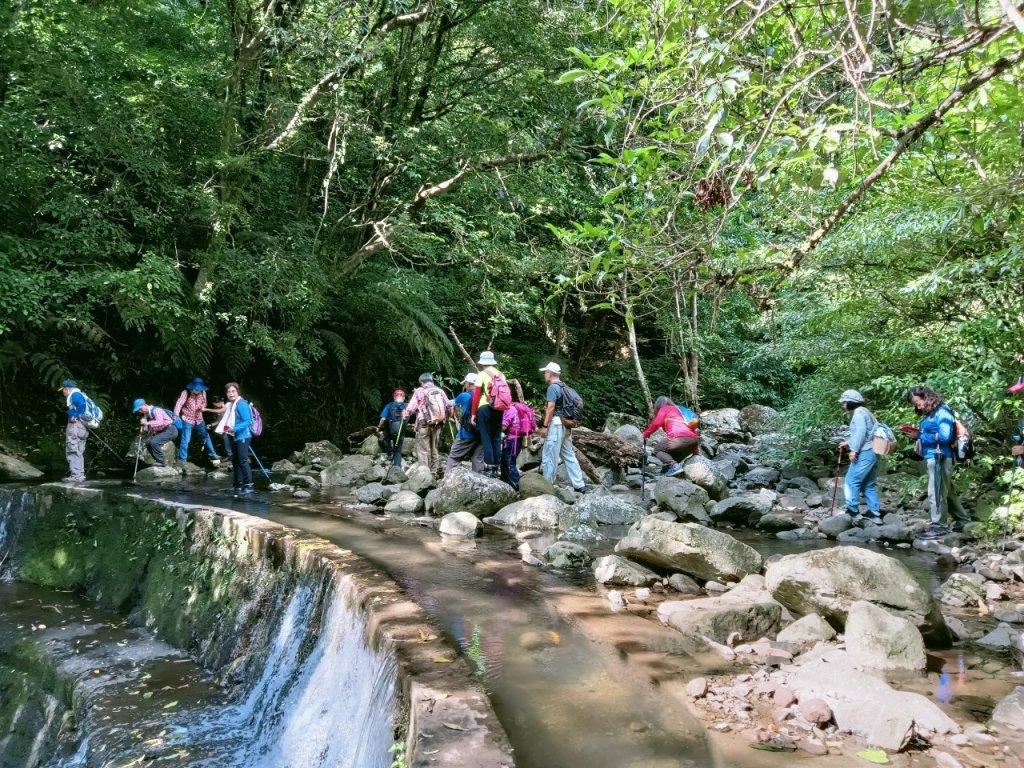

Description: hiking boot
[210,457,222,466]
[61,476,85,484]
[237,486,254,496]
[857,513,883,527]
[665,463,685,477]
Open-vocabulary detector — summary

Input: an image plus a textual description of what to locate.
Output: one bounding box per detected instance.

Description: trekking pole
[829,444,845,516]
[248,446,272,481]
[640,438,648,501]
[132,430,143,482]
[88,428,131,465]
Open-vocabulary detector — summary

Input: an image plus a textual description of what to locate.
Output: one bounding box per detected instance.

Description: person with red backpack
[500,392,535,491]
[404,373,452,478]
[471,351,511,478]
[642,396,700,476]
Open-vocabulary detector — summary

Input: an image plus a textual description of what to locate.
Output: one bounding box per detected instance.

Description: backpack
[677,405,701,430]
[72,390,104,429]
[423,386,451,425]
[386,402,407,436]
[864,408,897,456]
[512,402,538,437]
[488,372,512,412]
[952,417,974,462]
[154,406,184,431]
[555,383,585,422]
[250,402,264,438]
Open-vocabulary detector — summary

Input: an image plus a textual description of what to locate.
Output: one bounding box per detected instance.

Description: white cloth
[215,401,237,435]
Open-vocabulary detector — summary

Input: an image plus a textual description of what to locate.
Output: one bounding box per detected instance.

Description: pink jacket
[502,406,523,438]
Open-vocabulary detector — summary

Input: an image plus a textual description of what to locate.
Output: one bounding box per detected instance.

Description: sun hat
[187,377,208,392]
[132,398,146,413]
[478,351,497,366]
[57,379,77,390]
[838,389,864,404]
[393,389,406,399]
[1008,375,1024,395]
[419,372,434,383]
[463,372,477,384]
[539,362,562,376]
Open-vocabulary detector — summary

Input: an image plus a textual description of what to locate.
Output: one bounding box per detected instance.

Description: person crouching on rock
[642,396,700,477]
[837,389,881,524]
[215,382,254,495]
[133,399,179,468]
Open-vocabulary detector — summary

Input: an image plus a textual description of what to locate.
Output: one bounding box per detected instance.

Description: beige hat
[539,362,561,375]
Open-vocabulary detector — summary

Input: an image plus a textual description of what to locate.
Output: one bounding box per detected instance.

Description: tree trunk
[623,283,654,418]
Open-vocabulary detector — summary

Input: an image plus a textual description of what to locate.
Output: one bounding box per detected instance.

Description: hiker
[904,386,971,536]
[642,396,700,476]
[214,382,254,494]
[58,379,89,483]
[537,362,588,493]
[133,399,180,467]
[174,377,222,466]
[446,373,485,474]
[837,390,881,523]
[470,351,505,477]
[377,389,408,468]
[500,391,532,491]
[404,373,451,478]
[1010,375,1024,470]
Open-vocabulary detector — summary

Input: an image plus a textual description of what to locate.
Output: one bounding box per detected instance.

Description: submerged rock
[844,601,926,671]
[593,555,659,586]
[765,546,950,647]
[427,466,518,518]
[134,465,182,483]
[615,518,764,582]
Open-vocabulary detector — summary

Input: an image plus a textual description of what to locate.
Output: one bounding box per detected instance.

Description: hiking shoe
[210,458,222,466]
[61,476,85,484]
[665,463,685,477]
[237,487,254,496]
[916,524,949,540]
[858,514,883,527]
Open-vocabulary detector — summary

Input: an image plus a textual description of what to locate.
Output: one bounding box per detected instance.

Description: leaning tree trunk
[622,282,654,418]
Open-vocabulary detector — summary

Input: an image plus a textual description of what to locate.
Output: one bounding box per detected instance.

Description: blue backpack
[677,405,701,429]
[154,406,184,430]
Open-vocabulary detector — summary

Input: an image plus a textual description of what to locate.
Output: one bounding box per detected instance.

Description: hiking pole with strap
[87,428,132,465]
[248,446,272,481]
[132,430,143,482]
[640,438,648,501]
[829,444,845,516]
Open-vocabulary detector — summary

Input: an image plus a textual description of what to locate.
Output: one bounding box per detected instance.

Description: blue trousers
[844,449,880,517]
[178,420,220,461]
[500,436,523,490]
[477,405,502,467]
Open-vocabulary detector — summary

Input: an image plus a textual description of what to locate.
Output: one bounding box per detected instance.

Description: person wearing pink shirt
[133,398,180,467]
[642,396,700,476]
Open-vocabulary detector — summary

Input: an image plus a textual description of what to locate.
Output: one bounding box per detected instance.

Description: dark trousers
[228,436,253,487]
[383,425,406,467]
[147,425,179,465]
[478,405,502,466]
[654,436,699,466]
[500,436,523,490]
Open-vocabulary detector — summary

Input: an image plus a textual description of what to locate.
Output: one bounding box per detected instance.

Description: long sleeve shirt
[66,390,87,422]
[643,404,699,440]
[847,406,875,454]
[404,386,429,427]
[174,390,207,425]
[918,404,955,459]
[145,407,174,433]
[502,406,522,438]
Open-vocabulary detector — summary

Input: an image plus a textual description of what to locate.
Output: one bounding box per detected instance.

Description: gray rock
[320,455,376,487]
[402,463,436,494]
[990,686,1024,732]
[867,712,915,752]
[712,492,773,526]
[432,466,518,518]
[844,601,927,671]
[679,456,729,501]
[711,460,737,482]
[134,465,182,483]
[817,514,853,538]
[575,488,647,525]
[384,466,408,484]
[613,424,644,447]
[977,623,1019,650]
[519,472,558,499]
[384,490,425,515]
[657,596,783,644]
[270,459,299,474]
[776,613,836,644]
[776,527,824,541]
[603,412,647,432]
[295,440,343,467]
[593,555,660,586]
[285,473,320,489]
[757,513,802,533]
[739,404,780,436]
[292,489,312,499]
[743,467,781,489]
[838,524,914,544]
[355,482,386,504]
[765,546,949,646]
[668,573,703,594]
[488,495,567,530]
[423,488,440,515]
[615,518,764,582]
[937,573,986,608]
[776,492,809,514]
[179,461,206,477]
[653,477,711,524]
[700,408,745,441]
[438,511,483,537]
[546,541,592,569]
[357,434,383,456]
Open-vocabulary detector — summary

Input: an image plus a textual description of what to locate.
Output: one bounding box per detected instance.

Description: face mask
[396,397,405,404]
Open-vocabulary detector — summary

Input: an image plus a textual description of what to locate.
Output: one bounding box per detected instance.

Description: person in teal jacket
[905,386,970,536]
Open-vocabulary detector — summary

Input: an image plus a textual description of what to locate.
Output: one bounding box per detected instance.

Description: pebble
[686,677,709,698]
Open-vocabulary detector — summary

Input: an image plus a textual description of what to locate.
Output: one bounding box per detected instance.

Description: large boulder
[844,601,927,671]
[739,404,781,436]
[937,573,986,608]
[613,424,644,448]
[593,555,660,586]
[320,455,376,487]
[295,440,343,467]
[545,541,592,570]
[681,456,729,501]
[658,596,782,644]
[0,450,43,480]
[487,495,566,530]
[357,434,383,456]
[134,465,182,483]
[402,463,436,494]
[615,518,764,582]
[711,492,774,526]
[518,472,558,499]
[653,477,711,524]
[765,547,950,646]
[384,490,425,515]
[433,466,518,518]
[699,408,744,441]
[991,687,1024,733]
[575,488,647,525]
[438,512,483,537]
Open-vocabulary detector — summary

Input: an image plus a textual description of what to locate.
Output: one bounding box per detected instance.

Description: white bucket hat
[463,372,477,384]
[539,362,561,375]
[478,351,497,366]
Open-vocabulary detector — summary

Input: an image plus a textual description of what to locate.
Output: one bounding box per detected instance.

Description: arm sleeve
[848,409,868,452]
[380,405,391,420]
[643,406,666,439]
[470,386,483,416]
[173,390,187,416]
[233,401,252,434]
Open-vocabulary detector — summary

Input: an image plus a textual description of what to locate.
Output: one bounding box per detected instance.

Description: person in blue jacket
[58,379,89,483]
[837,389,881,523]
[214,382,253,495]
[905,386,970,536]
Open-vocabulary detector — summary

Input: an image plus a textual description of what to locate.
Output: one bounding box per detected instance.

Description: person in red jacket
[642,396,700,476]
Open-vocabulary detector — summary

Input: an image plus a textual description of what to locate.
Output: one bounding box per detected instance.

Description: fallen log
[573,445,603,485]
[571,430,643,469]
[347,425,379,448]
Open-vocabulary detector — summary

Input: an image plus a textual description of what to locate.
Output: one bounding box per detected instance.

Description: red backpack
[512,402,537,436]
[488,372,512,412]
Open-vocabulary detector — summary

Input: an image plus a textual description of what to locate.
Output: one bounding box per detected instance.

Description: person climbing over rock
[404,373,452,479]
[58,379,90,483]
[904,385,971,537]
[470,351,506,477]
[446,373,486,475]
[642,395,700,477]
[213,382,254,495]
[377,389,408,468]
[174,377,222,466]
[133,398,180,468]
[837,389,881,524]
[537,362,588,493]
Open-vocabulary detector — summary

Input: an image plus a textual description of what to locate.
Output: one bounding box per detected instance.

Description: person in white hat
[446,373,486,474]
[837,389,881,523]
[537,362,587,492]
[470,350,505,477]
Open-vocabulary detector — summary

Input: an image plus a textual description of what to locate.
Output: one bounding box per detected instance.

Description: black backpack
[386,402,407,436]
[556,383,585,421]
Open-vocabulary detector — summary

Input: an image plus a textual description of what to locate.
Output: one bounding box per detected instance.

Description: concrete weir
[0,485,513,767]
